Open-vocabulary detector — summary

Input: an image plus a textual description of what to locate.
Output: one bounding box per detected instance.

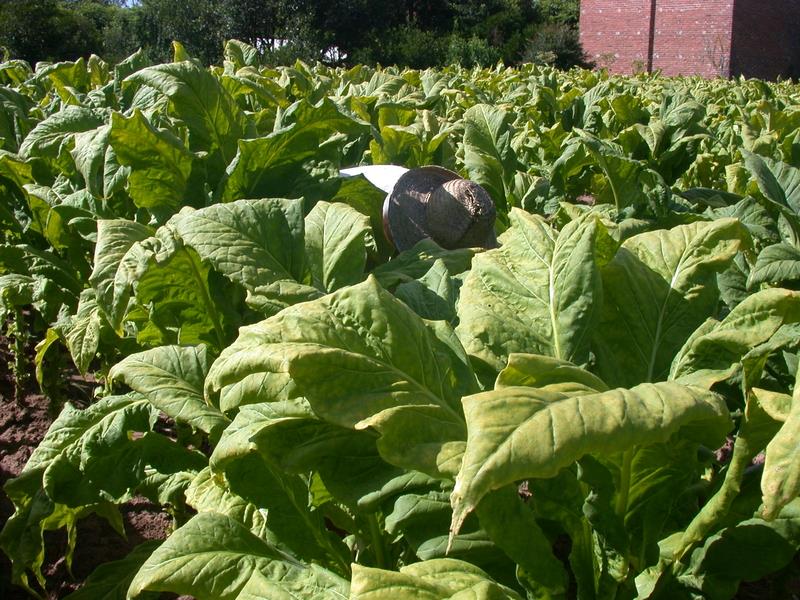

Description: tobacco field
[0,40,799,599]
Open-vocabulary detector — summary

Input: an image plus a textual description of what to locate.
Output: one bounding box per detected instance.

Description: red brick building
[579,0,800,79]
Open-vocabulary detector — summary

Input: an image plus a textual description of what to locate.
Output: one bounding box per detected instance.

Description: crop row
[0,40,798,599]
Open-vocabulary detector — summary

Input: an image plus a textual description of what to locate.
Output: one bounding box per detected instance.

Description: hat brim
[383,166,462,251]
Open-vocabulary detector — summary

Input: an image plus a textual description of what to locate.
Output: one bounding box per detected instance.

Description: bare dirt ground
[0,334,176,599]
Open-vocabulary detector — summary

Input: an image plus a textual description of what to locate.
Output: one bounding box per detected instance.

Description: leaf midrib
[646,236,696,382]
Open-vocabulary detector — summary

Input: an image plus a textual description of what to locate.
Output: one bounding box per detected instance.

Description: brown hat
[382,166,497,251]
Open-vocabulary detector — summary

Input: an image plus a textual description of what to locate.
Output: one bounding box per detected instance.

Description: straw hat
[382,166,497,251]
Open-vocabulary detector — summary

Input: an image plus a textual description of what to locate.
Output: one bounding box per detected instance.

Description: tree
[0,0,141,65]
[101,6,143,63]
[218,0,282,47]
[0,0,94,64]
[533,0,580,25]
[302,0,407,61]
[137,0,225,64]
[522,22,592,70]
[0,0,592,70]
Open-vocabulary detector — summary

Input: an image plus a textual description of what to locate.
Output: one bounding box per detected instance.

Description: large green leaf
[475,487,568,596]
[235,569,346,600]
[450,382,730,536]
[207,277,475,423]
[577,132,671,215]
[209,403,298,470]
[174,197,306,291]
[62,541,160,600]
[24,186,96,259]
[0,273,35,315]
[372,239,475,289]
[670,288,800,382]
[128,512,350,599]
[211,401,420,511]
[185,467,271,540]
[109,345,228,440]
[35,58,89,103]
[64,289,105,375]
[384,489,512,579]
[90,219,154,326]
[0,244,82,298]
[662,500,800,600]
[0,86,33,153]
[0,391,199,553]
[216,98,367,202]
[22,394,153,474]
[761,365,800,519]
[717,253,750,311]
[496,353,608,395]
[350,559,522,600]
[19,105,105,161]
[109,110,202,214]
[71,124,111,197]
[748,242,800,288]
[207,276,476,478]
[208,402,354,569]
[230,452,351,573]
[245,280,324,318]
[462,103,519,214]
[369,124,424,167]
[395,259,460,324]
[742,149,800,216]
[223,39,260,70]
[625,440,705,569]
[216,368,298,412]
[329,173,393,260]
[357,404,467,478]
[304,201,374,292]
[569,456,632,598]
[705,195,779,248]
[456,209,611,385]
[594,218,746,387]
[125,61,246,167]
[130,240,234,350]
[0,150,35,198]
[40,401,205,507]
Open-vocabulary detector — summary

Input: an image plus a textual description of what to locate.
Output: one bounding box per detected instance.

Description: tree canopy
[0,0,588,69]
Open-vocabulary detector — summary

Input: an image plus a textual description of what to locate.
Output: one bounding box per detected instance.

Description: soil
[0,333,181,599]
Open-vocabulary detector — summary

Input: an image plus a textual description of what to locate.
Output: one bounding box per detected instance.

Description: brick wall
[580,0,735,76]
[651,1,733,77]
[579,0,799,79]
[731,0,800,80]
[579,0,654,74]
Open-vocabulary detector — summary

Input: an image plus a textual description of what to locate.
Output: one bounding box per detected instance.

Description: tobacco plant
[0,40,798,600]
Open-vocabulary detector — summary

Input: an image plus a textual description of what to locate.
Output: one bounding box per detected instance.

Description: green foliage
[0,49,800,600]
[373,25,449,70]
[533,0,580,25]
[522,22,593,69]
[444,35,503,68]
[136,0,224,66]
[351,559,523,599]
[0,0,140,66]
[0,0,590,69]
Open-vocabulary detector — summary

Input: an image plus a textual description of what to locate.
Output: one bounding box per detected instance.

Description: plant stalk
[615,447,635,519]
[11,308,28,397]
[673,432,753,562]
[366,513,389,570]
